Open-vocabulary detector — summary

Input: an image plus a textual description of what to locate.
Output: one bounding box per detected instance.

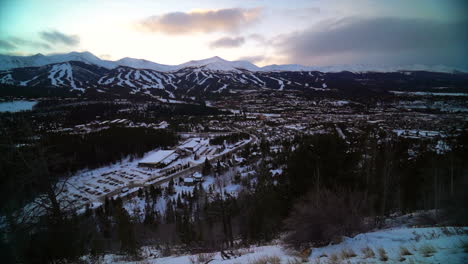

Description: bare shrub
[283,248,309,263]
[361,247,375,258]
[453,227,467,235]
[299,248,311,261]
[412,231,421,242]
[248,255,281,264]
[377,248,388,261]
[160,244,172,257]
[339,248,356,259]
[423,230,439,240]
[189,252,216,264]
[459,239,468,253]
[399,246,412,256]
[414,211,439,226]
[328,253,339,264]
[419,244,436,257]
[231,247,255,257]
[440,226,454,236]
[286,258,303,264]
[284,189,368,248]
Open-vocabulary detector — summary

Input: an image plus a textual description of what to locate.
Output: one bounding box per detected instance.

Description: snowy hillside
[1,52,467,98]
[81,226,468,263]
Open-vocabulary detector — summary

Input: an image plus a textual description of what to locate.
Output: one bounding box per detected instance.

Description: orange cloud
[139,8,262,34]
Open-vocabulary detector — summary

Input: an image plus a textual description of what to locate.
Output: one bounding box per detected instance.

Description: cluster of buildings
[138,138,214,168]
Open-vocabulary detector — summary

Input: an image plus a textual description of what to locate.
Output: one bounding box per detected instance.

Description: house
[183,177,195,186]
[193,172,203,182]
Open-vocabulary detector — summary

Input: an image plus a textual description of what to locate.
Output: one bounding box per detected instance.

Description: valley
[1,52,467,264]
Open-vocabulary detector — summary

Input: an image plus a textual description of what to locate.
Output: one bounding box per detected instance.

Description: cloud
[99,54,113,60]
[277,17,468,66]
[0,36,52,53]
[210,36,245,48]
[248,33,267,44]
[238,55,265,64]
[40,30,79,46]
[9,37,51,49]
[139,8,261,34]
[0,40,16,51]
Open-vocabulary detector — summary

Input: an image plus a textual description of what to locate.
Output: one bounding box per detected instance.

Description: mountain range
[2,51,468,73]
[0,51,467,98]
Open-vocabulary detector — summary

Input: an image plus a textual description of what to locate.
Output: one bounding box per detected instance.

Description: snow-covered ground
[123,164,254,220]
[84,226,468,264]
[9,135,253,225]
[309,226,468,263]
[55,136,252,212]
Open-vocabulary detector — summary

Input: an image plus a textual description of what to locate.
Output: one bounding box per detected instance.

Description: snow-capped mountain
[115,57,178,72]
[0,61,108,92]
[0,51,116,71]
[178,56,260,72]
[2,51,466,73]
[1,51,467,98]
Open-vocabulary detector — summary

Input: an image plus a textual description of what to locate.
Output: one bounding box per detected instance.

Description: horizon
[1,0,467,68]
[2,50,468,71]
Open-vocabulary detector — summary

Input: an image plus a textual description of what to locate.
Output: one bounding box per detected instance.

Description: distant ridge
[1,51,467,73]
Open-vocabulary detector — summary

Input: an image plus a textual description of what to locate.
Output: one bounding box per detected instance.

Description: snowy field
[83,226,468,263]
[0,100,37,112]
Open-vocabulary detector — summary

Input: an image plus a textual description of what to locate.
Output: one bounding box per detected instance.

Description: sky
[0,0,467,67]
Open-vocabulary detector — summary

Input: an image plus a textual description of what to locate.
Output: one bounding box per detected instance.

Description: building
[138,150,179,168]
[193,172,203,182]
[183,177,195,186]
[178,138,203,153]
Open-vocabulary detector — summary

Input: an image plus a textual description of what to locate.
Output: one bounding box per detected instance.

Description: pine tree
[202,158,212,176]
[165,199,175,224]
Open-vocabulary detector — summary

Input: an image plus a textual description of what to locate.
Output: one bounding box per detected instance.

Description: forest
[0,126,178,216]
[1,129,466,263]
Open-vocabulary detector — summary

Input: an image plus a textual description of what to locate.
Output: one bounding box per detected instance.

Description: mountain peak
[179,56,259,72]
[207,56,225,61]
[1,51,466,73]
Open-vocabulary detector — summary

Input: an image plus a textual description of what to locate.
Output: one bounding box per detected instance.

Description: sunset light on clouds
[1,0,467,67]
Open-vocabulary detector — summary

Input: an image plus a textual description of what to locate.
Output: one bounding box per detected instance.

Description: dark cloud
[40,30,79,46]
[0,40,16,50]
[139,8,261,34]
[210,36,245,48]
[9,37,51,49]
[278,17,468,66]
[238,55,265,64]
